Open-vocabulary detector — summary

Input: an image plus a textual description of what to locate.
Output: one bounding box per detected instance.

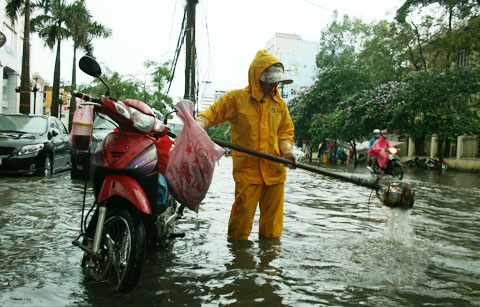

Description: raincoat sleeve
[277,103,295,146]
[198,91,238,127]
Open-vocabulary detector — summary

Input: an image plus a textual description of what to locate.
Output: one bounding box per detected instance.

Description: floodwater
[0,158,479,306]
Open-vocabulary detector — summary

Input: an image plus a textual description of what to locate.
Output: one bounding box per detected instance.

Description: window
[290,64,298,76]
[55,119,69,135]
[457,50,469,67]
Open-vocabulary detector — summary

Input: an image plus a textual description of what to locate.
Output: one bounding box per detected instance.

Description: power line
[167,0,179,53]
[303,0,335,14]
[164,4,188,99]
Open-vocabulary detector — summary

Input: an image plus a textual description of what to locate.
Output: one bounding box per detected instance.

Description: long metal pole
[184,0,198,106]
[211,138,379,190]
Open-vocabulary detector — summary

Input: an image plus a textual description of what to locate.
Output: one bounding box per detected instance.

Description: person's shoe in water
[366,166,373,173]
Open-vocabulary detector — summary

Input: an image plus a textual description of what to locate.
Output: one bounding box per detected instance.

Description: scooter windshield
[130,107,155,132]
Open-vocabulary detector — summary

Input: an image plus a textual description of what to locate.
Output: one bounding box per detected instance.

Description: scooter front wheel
[83,207,146,292]
[392,164,404,180]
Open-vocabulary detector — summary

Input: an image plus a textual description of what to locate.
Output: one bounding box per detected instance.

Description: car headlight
[18,144,44,155]
[129,107,154,132]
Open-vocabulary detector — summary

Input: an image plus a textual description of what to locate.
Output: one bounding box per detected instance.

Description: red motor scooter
[72,56,184,292]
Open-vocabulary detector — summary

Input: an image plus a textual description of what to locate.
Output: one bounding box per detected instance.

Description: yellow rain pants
[228,182,284,240]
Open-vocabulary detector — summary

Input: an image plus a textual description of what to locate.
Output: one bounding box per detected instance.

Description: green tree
[396,0,480,71]
[205,122,230,141]
[78,68,141,100]
[66,0,111,129]
[31,0,72,118]
[291,13,372,149]
[143,60,173,114]
[5,0,34,114]
[401,67,480,160]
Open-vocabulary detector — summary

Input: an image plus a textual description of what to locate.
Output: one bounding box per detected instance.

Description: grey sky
[30,0,404,101]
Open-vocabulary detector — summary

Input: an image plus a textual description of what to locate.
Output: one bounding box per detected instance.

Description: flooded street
[1,157,479,306]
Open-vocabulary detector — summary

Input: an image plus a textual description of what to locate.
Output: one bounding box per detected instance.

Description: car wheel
[44,155,53,177]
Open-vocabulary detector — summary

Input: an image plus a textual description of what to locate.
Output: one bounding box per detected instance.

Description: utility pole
[184,0,198,108]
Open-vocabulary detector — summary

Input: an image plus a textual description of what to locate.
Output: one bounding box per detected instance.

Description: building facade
[265,33,320,101]
[0,0,21,114]
[0,1,45,115]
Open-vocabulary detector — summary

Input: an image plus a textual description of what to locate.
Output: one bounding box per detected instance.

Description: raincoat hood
[247,49,285,102]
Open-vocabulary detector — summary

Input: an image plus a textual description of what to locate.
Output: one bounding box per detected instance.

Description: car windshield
[0,115,47,134]
[93,116,117,130]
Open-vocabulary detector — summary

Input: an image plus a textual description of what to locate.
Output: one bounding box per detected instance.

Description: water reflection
[221,239,284,305]
[0,161,480,306]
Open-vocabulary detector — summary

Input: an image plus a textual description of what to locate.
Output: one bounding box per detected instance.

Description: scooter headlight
[129,107,155,132]
[114,103,131,120]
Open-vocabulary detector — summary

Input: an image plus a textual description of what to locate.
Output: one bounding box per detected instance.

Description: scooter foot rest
[72,240,102,261]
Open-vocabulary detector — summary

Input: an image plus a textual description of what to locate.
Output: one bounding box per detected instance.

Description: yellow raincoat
[198,50,294,239]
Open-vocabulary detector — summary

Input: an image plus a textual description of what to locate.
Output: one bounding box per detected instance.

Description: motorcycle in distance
[406,156,428,169]
[71,56,185,292]
[426,157,448,171]
[368,147,404,180]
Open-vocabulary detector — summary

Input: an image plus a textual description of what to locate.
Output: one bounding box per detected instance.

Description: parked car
[0,114,71,176]
[70,114,117,179]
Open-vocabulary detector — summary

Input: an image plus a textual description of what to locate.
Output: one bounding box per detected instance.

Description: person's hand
[195,116,209,129]
[283,151,298,169]
[279,140,297,169]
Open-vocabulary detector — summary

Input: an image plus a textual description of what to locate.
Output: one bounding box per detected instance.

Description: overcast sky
[30,0,404,102]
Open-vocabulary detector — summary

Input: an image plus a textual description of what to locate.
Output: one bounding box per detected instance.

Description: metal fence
[462,137,479,158]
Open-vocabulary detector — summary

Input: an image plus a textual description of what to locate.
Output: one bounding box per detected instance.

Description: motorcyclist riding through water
[369,129,393,172]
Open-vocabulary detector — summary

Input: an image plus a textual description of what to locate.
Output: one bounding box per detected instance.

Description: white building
[0,0,21,114]
[198,90,227,113]
[265,33,320,101]
[0,2,44,115]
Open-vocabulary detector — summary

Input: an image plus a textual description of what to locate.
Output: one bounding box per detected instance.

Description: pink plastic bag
[69,105,94,150]
[165,100,224,213]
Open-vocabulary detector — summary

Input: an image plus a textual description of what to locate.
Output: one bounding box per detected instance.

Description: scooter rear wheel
[83,208,146,292]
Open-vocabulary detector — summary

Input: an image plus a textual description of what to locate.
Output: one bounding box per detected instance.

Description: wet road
[0,158,479,306]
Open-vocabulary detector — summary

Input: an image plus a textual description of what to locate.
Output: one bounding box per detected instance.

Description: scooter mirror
[79,56,102,78]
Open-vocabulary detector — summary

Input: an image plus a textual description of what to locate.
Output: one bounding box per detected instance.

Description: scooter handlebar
[73,91,103,105]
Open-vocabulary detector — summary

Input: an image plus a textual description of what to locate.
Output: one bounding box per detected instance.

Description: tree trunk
[51,38,61,118]
[68,46,77,130]
[19,0,31,114]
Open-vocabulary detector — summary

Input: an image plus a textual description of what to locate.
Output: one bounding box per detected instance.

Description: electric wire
[198,0,212,113]
[167,0,179,54]
[303,0,335,13]
[164,4,188,100]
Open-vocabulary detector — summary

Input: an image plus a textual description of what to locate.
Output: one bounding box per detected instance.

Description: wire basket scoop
[376,182,414,210]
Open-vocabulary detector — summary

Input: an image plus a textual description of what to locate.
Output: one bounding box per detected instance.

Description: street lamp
[32,72,41,114]
[59,88,65,121]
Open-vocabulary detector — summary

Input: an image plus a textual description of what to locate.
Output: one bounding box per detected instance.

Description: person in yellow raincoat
[196,49,296,240]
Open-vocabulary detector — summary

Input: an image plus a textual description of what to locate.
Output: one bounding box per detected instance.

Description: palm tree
[66,0,111,129]
[5,0,33,114]
[30,0,72,118]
